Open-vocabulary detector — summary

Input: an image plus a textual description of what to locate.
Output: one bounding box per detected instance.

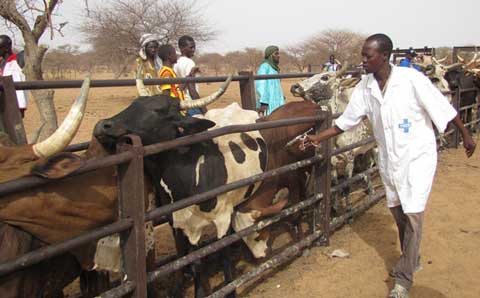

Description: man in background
[158,44,184,101]
[323,54,341,71]
[255,45,285,116]
[399,47,422,71]
[0,35,27,118]
[174,35,202,116]
[134,33,162,96]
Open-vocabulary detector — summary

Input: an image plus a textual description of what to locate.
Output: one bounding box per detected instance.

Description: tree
[308,29,367,67]
[80,0,216,78]
[197,53,225,76]
[0,0,63,140]
[284,42,316,72]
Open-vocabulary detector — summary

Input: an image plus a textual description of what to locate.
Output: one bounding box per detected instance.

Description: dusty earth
[22,75,480,298]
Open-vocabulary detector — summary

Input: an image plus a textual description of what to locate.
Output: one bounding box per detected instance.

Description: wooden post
[452,47,458,63]
[116,135,147,298]
[453,87,461,148]
[238,71,256,111]
[313,106,332,246]
[0,76,27,145]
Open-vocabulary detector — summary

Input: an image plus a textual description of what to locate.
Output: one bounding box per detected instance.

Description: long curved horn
[432,56,448,66]
[457,55,465,63]
[466,48,478,67]
[180,75,233,110]
[443,62,464,71]
[136,64,151,96]
[335,62,348,78]
[436,56,448,63]
[33,78,91,158]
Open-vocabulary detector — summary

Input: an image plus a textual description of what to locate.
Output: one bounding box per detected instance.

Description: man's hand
[462,132,476,157]
[188,67,200,76]
[299,126,344,151]
[258,104,268,116]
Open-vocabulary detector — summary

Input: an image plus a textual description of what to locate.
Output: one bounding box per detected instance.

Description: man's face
[361,41,388,74]
[145,41,159,59]
[0,38,11,57]
[169,48,178,64]
[181,40,196,58]
[272,50,280,64]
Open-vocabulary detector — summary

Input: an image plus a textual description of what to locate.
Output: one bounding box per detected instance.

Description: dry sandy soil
[22,75,480,298]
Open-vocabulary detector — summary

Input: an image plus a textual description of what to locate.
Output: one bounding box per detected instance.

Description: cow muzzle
[290,83,305,97]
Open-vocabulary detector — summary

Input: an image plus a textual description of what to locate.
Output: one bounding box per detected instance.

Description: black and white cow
[94,76,294,297]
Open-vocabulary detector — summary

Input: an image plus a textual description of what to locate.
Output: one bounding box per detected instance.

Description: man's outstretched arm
[300,125,344,150]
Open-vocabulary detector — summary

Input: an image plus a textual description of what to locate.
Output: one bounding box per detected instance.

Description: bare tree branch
[0,0,32,34]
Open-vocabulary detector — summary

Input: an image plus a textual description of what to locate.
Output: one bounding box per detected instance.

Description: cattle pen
[0,70,478,298]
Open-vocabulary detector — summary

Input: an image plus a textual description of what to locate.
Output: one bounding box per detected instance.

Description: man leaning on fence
[0,35,27,118]
[301,33,476,298]
[255,45,285,116]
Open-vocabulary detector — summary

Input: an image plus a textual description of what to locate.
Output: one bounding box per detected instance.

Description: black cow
[444,65,478,126]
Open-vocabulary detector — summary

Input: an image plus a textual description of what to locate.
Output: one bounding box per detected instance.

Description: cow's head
[413,57,460,94]
[290,65,351,103]
[0,78,90,182]
[94,76,232,151]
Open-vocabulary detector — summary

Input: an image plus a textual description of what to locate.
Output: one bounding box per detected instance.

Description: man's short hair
[158,44,175,61]
[365,33,393,57]
[0,35,12,48]
[178,35,194,48]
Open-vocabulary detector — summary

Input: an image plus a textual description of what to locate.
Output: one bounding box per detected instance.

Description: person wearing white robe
[304,34,475,298]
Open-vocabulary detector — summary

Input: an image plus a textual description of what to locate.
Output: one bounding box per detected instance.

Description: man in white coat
[303,33,476,298]
[0,35,27,118]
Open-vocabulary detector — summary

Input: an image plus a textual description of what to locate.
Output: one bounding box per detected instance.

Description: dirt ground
[22,76,480,298]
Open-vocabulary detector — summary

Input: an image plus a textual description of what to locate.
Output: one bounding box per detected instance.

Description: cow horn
[33,78,90,158]
[435,56,448,63]
[432,56,446,66]
[457,55,465,63]
[136,64,151,96]
[335,62,348,78]
[443,62,464,71]
[466,49,478,67]
[180,75,233,110]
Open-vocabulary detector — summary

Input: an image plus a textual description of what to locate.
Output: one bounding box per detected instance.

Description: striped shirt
[159,66,185,100]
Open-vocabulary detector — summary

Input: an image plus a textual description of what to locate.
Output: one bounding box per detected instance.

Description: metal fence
[0,71,478,298]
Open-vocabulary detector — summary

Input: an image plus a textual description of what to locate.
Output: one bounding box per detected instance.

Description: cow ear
[174,117,216,135]
[31,153,85,179]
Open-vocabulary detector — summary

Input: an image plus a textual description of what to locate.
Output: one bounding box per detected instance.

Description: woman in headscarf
[255,45,285,116]
[134,33,163,96]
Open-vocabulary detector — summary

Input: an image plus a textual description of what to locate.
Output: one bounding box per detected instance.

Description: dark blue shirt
[399,58,421,71]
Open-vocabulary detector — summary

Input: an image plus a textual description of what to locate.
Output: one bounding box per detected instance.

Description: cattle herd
[0,50,479,298]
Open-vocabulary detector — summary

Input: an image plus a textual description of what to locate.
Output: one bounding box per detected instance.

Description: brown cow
[235,101,317,247]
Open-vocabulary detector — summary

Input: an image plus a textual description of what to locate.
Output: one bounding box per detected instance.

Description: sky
[10,0,480,54]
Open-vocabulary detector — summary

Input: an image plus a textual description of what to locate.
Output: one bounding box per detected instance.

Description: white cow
[290,68,376,195]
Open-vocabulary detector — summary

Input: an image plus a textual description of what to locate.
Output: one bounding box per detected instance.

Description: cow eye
[321,75,329,81]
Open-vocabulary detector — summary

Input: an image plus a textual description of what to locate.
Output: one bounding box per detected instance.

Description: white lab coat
[335,66,457,213]
[1,54,28,109]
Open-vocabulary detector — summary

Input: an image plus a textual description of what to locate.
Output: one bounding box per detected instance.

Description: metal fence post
[238,71,256,111]
[116,135,147,298]
[453,87,461,148]
[313,106,332,246]
[0,76,27,145]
